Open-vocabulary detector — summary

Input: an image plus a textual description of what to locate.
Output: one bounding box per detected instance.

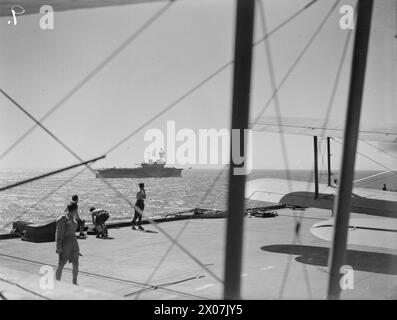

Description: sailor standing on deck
[132,183,146,231]
[56,202,80,285]
[70,195,86,238]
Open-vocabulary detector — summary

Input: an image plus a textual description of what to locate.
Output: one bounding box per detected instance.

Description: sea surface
[0,168,395,231]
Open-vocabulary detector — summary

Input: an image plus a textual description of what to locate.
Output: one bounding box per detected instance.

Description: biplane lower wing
[311,217,397,250]
[246,178,397,218]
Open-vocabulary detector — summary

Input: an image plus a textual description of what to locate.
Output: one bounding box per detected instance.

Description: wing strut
[223,0,255,300]
[313,136,319,198]
[327,0,374,300]
[327,137,332,186]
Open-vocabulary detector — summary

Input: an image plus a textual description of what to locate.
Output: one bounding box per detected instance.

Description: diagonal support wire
[256,0,293,191]
[1,167,88,229]
[254,0,344,299]
[251,0,341,127]
[0,1,316,286]
[1,90,223,285]
[333,138,396,173]
[130,167,228,299]
[104,0,321,155]
[0,0,318,163]
[0,155,105,192]
[257,0,314,299]
[0,0,176,161]
[0,0,327,294]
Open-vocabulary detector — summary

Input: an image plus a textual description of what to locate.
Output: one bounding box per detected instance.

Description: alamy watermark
[339,265,354,290]
[39,265,54,290]
[339,5,355,30]
[7,4,54,29]
[144,121,252,175]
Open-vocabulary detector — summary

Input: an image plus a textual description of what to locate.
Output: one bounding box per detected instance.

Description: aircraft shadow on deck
[261,244,397,275]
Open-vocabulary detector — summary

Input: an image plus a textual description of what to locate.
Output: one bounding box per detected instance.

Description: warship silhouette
[95,149,183,178]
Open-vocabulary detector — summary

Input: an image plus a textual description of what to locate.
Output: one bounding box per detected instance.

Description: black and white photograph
[0,0,396,305]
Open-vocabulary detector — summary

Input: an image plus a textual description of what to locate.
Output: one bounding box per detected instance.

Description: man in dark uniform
[132,183,146,231]
[56,202,80,285]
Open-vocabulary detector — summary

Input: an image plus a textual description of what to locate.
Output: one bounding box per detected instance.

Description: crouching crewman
[90,207,110,238]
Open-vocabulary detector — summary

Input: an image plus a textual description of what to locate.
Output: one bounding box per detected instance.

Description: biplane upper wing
[0,0,163,17]
[251,116,397,143]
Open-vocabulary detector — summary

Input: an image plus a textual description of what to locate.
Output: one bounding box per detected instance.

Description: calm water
[0,168,395,230]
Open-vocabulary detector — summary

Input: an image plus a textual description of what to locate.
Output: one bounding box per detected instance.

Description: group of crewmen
[55,182,146,285]
[63,194,110,239]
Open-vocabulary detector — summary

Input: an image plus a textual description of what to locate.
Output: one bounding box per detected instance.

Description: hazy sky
[0,0,396,171]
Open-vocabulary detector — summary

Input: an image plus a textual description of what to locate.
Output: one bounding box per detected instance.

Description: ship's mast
[159,148,166,164]
[327,0,374,300]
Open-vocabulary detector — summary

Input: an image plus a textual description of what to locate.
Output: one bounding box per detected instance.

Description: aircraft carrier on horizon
[95,150,183,178]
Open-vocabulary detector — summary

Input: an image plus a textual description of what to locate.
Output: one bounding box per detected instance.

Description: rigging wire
[0,253,209,300]
[0,97,226,292]
[128,0,335,289]
[125,275,205,298]
[301,1,355,210]
[0,0,316,163]
[104,0,321,156]
[256,0,293,191]
[252,0,318,47]
[353,169,397,185]
[0,0,328,299]
[0,275,51,300]
[0,154,105,193]
[0,0,320,189]
[288,14,355,296]
[249,2,347,256]
[352,140,397,185]
[0,88,223,284]
[1,167,88,230]
[0,0,321,210]
[246,0,342,235]
[99,2,323,260]
[333,138,396,173]
[263,0,344,299]
[114,0,326,297]
[255,0,346,296]
[257,0,313,300]
[359,140,397,161]
[288,2,357,272]
[251,0,341,126]
[0,0,176,162]
[0,0,321,289]
[132,167,228,300]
